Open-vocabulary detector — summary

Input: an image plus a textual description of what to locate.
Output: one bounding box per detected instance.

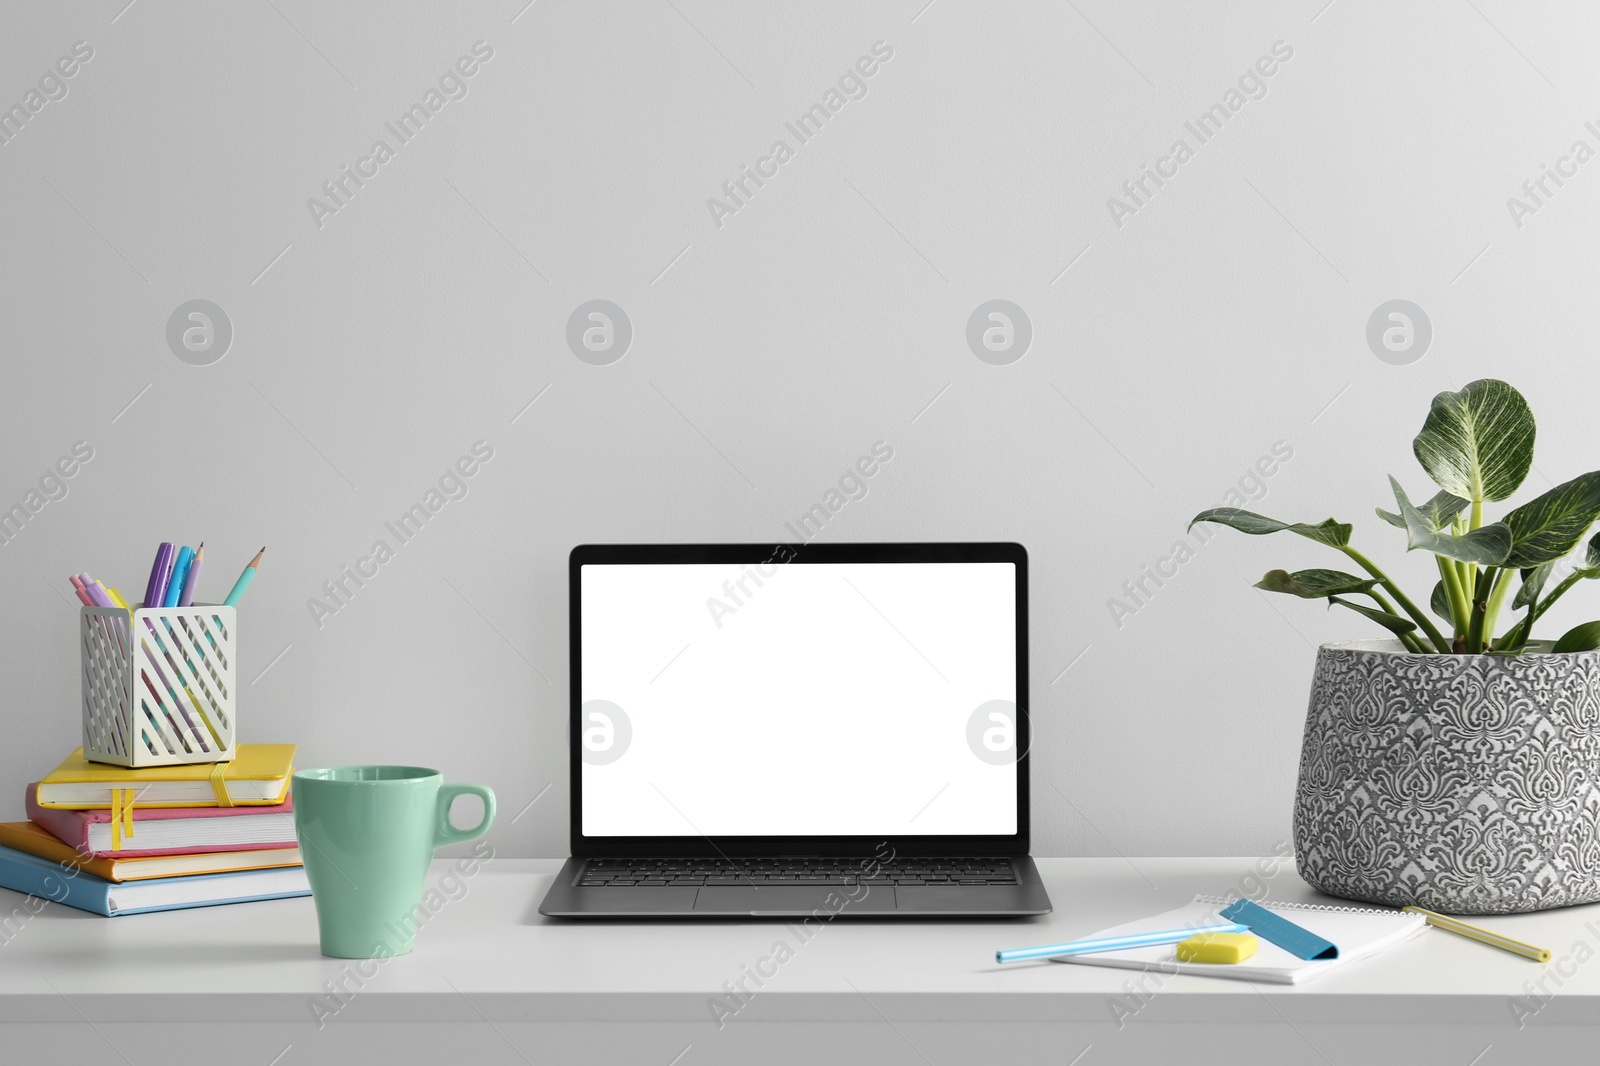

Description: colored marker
[68,575,94,606]
[78,574,127,654]
[179,543,204,606]
[164,546,195,607]
[223,547,264,607]
[144,542,175,608]
[79,575,115,608]
[107,589,136,648]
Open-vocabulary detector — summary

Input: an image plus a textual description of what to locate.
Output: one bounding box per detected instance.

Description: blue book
[0,844,309,916]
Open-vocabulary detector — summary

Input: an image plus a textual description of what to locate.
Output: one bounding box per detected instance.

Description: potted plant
[1192,379,1600,914]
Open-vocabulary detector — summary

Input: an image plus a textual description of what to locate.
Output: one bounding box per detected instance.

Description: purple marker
[78,573,127,657]
[143,542,175,608]
[77,573,115,608]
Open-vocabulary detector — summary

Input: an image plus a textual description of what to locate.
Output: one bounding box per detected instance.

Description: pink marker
[68,575,94,607]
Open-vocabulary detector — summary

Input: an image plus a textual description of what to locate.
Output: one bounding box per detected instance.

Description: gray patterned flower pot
[1294,639,1600,914]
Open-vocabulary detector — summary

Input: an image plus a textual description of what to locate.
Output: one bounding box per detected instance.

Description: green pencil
[223,547,265,606]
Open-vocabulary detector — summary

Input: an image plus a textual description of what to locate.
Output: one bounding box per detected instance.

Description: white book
[1054,894,1427,985]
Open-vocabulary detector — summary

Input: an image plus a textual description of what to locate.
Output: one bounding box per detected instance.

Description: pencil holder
[80,604,238,767]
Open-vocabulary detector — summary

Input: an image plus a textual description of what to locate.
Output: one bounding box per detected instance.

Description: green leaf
[1413,379,1535,503]
[1513,563,1555,610]
[1329,596,1419,637]
[1255,569,1378,599]
[1553,621,1600,653]
[1430,580,1453,622]
[1502,472,1600,568]
[1376,490,1469,531]
[1190,509,1352,548]
[1389,477,1511,565]
[1566,533,1600,581]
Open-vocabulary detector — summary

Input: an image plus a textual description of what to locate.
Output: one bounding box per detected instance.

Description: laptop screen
[578,557,1019,838]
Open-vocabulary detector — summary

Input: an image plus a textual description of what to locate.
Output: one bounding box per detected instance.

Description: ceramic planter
[1294,639,1600,914]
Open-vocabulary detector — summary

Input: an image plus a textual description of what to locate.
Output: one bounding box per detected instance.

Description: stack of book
[0,744,309,916]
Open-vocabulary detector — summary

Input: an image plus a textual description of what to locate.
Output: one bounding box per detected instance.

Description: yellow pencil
[1404,906,1551,962]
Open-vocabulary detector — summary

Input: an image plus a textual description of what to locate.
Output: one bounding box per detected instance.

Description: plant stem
[1341,546,1451,652]
[1367,590,1428,653]
[1466,566,1501,653]
[1437,555,1469,636]
[1497,611,1532,651]
[1482,568,1514,647]
[1505,569,1588,647]
[1536,570,1585,622]
[1463,507,1481,603]
[1451,517,1470,605]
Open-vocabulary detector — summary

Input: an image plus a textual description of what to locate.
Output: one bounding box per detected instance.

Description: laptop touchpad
[563,887,703,913]
[693,887,897,913]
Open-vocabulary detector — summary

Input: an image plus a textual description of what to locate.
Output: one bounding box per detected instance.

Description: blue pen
[163,546,195,608]
[997,922,1249,963]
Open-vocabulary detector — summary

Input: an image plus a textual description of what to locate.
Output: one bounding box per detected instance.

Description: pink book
[26,783,297,858]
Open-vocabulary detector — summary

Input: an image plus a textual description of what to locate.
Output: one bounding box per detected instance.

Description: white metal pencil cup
[80,604,238,767]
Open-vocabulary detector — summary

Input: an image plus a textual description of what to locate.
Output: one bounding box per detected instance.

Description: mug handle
[433,783,496,849]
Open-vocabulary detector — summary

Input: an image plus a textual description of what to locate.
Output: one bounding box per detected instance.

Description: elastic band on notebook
[210,762,233,807]
[109,789,136,849]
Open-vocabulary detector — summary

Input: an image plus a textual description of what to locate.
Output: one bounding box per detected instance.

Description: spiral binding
[1195,893,1409,918]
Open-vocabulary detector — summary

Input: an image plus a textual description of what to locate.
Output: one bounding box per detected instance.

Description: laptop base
[538,855,1052,917]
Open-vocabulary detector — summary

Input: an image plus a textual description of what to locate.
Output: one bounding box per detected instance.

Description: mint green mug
[293,766,495,959]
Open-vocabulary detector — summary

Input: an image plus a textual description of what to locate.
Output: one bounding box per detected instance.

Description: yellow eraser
[1176,932,1258,964]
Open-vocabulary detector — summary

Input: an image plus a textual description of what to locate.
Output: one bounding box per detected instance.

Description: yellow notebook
[0,821,302,882]
[35,745,296,810]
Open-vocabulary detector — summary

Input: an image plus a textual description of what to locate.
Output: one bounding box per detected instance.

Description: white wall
[3,0,1597,858]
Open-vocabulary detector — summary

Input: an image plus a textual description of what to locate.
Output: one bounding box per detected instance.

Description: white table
[3,857,1596,1065]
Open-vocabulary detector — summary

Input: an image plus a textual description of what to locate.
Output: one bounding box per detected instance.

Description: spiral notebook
[1053,894,1427,984]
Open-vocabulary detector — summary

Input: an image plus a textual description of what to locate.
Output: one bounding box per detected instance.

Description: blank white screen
[580,561,1018,837]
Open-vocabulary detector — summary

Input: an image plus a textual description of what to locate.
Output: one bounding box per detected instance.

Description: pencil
[223,547,264,607]
[997,922,1248,963]
[1403,906,1551,962]
[179,542,204,606]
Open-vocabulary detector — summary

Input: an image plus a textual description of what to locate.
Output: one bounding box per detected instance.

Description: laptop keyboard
[578,857,1018,887]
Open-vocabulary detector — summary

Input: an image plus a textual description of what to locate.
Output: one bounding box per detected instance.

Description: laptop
[538,542,1051,918]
